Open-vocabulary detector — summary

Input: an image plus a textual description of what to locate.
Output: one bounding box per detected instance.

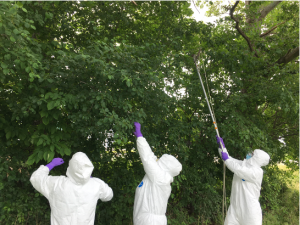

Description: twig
[260,20,287,38]
[192,0,201,15]
[229,1,259,58]
[131,0,137,6]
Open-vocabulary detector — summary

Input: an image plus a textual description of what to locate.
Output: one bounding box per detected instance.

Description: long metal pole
[193,57,223,144]
[194,56,226,224]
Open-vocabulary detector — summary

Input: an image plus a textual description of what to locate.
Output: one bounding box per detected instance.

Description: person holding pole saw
[194,54,270,225]
[217,137,270,225]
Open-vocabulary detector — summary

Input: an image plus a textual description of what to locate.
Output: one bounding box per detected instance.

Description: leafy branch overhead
[0,1,298,224]
[228,1,299,64]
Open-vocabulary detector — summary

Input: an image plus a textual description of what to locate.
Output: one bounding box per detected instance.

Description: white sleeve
[29,165,58,199]
[136,137,163,183]
[218,148,243,166]
[95,178,113,202]
[225,158,262,184]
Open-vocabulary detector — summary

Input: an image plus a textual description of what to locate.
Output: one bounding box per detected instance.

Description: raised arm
[30,158,64,199]
[134,122,164,182]
[216,136,243,165]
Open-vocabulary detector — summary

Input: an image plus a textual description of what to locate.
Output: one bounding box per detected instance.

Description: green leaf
[47,151,55,162]
[40,111,48,118]
[4,54,11,60]
[13,29,19,34]
[50,126,56,134]
[53,112,59,120]
[6,131,11,139]
[16,2,23,8]
[22,7,27,13]
[37,138,43,146]
[43,151,49,161]
[31,25,36,30]
[3,69,9,75]
[10,36,16,42]
[50,145,55,152]
[45,92,52,99]
[1,62,8,69]
[42,117,50,125]
[25,67,31,73]
[64,147,71,156]
[47,101,55,110]
[26,155,35,166]
[126,80,131,87]
[19,131,26,140]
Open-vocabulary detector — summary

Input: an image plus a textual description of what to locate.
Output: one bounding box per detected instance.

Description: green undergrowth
[167,163,299,225]
[167,208,222,225]
[262,163,299,225]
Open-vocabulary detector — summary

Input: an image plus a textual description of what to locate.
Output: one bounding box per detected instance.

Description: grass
[262,163,299,225]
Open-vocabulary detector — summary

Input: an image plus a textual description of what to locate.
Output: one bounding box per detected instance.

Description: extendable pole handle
[194,57,225,151]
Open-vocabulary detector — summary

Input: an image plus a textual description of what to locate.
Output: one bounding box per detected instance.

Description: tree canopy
[0,1,298,224]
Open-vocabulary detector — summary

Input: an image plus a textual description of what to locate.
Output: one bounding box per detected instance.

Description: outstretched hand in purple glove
[216,136,226,149]
[221,152,229,161]
[46,158,64,171]
[133,122,143,138]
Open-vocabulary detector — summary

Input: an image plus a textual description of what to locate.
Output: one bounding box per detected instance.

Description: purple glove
[221,152,229,161]
[133,122,143,137]
[46,158,64,171]
[216,136,225,149]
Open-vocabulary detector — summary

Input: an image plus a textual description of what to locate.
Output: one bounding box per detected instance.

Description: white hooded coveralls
[133,137,182,225]
[223,149,270,225]
[30,152,113,225]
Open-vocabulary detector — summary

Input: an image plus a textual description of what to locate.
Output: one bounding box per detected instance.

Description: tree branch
[192,0,201,15]
[260,20,287,38]
[230,1,259,58]
[131,0,137,6]
[258,1,282,21]
[276,47,299,64]
[278,133,299,138]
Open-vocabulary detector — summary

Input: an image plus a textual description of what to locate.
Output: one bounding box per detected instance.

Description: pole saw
[193,54,227,224]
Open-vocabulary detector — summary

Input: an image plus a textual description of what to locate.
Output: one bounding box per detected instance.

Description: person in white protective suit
[133,122,182,225]
[30,152,113,225]
[216,136,270,225]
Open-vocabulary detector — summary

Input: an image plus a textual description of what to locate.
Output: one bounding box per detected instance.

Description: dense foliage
[0,1,298,224]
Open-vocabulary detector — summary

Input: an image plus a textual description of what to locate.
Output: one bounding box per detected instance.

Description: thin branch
[131,1,137,6]
[258,1,282,22]
[278,133,299,138]
[229,1,259,58]
[192,0,201,15]
[276,47,299,65]
[272,111,279,129]
[260,20,287,38]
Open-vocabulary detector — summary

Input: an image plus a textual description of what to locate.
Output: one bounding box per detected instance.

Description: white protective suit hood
[66,152,94,185]
[247,149,270,168]
[157,154,182,177]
